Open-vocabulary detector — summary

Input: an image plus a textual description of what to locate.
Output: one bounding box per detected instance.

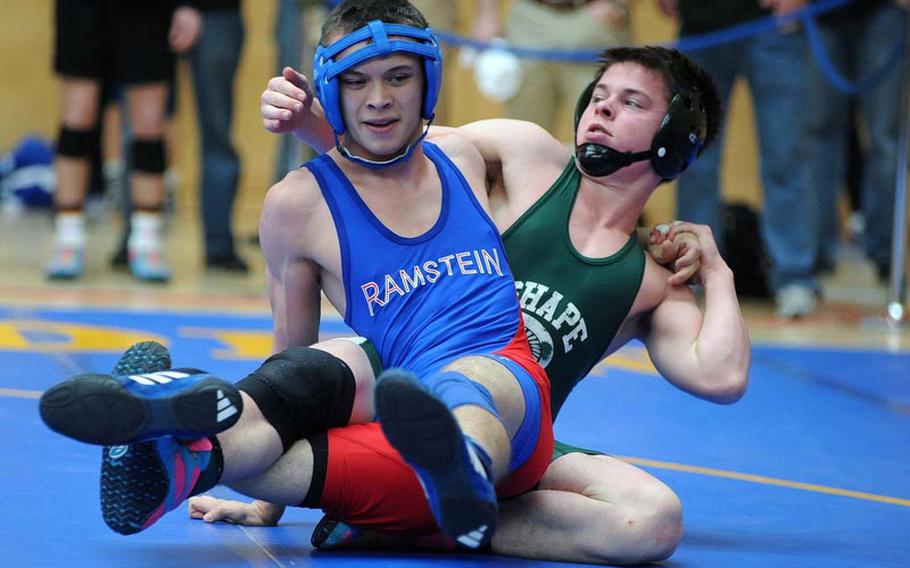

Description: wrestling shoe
[312,517,391,550]
[98,341,215,535]
[101,437,217,535]
[39,355,242,446]
[111,340,172,376]
[375,370,497,550]
[101,343,221,535]
[311,515,456,552]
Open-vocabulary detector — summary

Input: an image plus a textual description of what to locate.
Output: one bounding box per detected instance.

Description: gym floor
[1,208,907,567]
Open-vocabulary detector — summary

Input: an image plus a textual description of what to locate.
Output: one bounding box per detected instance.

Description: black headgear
[573,78,707,180]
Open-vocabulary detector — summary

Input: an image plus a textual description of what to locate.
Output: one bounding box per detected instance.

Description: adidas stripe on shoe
[40,368,242,445]
[375,370,498,550]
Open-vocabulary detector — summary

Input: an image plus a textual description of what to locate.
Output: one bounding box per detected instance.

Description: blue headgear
[313,20,443,168]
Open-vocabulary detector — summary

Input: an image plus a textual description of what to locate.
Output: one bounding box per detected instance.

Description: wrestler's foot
[39,345,241,445]
[312,515,456,552]
[311,517,400,550]
[111,340,172,376]
[375,370,497,550]
[97,341,203,534]
[102,437,216,535]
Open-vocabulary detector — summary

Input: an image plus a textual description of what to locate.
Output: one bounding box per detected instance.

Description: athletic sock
[128,211,170,281]
[128,211,163,254]
[54,211,86,248]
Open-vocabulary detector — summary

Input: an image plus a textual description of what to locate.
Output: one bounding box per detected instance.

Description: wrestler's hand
[664,221,727,285]
[261,66,317,135]
[188,495,283,527]
[648,221,702,286]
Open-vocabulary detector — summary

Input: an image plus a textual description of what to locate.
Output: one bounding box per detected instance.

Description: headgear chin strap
[336,131,428,169]
[313,20,443,169]
[574,144,651,178]
[573,79,707,180]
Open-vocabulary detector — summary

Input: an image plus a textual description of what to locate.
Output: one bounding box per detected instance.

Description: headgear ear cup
[421,34,443,122]
[650,92,707,180]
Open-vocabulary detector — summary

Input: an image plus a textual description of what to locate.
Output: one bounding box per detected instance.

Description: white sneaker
[46,243,85,280]
[776,284,817,319]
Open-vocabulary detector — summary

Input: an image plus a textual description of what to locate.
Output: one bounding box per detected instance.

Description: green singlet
[502,159,645,420]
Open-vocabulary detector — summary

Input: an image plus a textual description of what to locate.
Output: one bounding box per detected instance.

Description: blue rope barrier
[670,0,855,52]
[803,15,904,95]
[434,0,902,95]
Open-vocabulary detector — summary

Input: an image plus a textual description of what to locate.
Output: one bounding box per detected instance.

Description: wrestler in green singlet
[502,159,644,459]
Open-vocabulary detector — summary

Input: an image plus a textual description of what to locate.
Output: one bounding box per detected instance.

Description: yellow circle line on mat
[620,455,910,507]
[0,387,40,399]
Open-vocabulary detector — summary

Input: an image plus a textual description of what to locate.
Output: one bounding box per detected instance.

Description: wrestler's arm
[260,169,324,350]
[259,69,568,176]
[455,120,703,280]
[450,119,569,186]
[195,170,327,527]
[639,223,750,403]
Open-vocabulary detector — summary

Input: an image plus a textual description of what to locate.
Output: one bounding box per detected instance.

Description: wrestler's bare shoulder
[430,130,483,162]
[262,167,326,222]
[260,166,334,254]
[426,130,487,187]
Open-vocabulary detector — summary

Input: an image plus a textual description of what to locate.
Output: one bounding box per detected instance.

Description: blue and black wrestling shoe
[40,341,234,535]
[99,342,228,535]
[39,341,242,445]
[375,370,498,550]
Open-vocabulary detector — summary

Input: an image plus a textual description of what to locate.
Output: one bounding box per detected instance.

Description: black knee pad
[131,139,166,174]
[57,126,100,158]
[237,347,357,452]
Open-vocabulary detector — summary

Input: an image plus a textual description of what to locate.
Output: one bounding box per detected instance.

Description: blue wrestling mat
[1,304,908,567]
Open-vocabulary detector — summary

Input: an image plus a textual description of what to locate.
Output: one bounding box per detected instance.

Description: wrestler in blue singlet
[305,141,522,377]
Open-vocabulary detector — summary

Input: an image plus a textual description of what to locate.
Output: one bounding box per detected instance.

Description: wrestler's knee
[236,346,359,451]
[607,481,683,563]
[635,483,683,562]
[562,455,683,564]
